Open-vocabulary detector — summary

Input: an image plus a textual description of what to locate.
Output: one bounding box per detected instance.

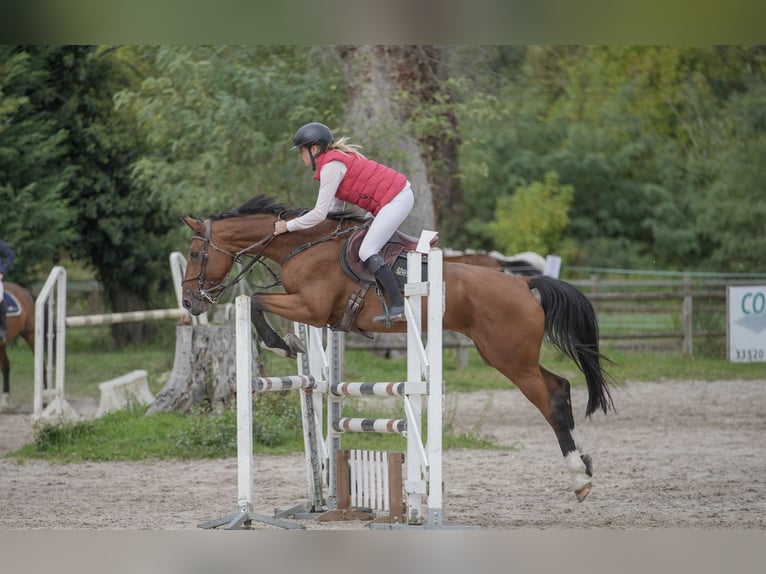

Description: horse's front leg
[250,293,323,359]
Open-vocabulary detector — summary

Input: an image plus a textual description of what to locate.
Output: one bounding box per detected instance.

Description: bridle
[185,214,371,304]
[184,219,277,304]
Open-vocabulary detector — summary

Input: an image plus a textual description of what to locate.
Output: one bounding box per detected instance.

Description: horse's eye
[190,251,199,260]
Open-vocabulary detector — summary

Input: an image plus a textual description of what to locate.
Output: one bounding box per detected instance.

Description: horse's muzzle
[182,291,209,316]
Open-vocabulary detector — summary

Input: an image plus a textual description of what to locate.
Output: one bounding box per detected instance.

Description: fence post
[589,274,600,314]
[681,273,693,356]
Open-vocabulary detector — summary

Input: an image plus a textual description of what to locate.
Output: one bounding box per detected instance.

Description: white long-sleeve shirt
[286,161,349,232]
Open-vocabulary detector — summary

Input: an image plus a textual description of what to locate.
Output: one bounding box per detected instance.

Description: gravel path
[1,378,764,530]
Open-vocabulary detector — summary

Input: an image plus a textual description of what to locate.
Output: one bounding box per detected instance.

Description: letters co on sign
[727,285,766,363]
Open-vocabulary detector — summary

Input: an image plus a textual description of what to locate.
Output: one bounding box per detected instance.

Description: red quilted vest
[314,150,407,215]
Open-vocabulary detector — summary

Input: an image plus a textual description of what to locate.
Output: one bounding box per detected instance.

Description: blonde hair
[327,136,366,158]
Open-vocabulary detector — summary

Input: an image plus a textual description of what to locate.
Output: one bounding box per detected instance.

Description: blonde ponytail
[327,136,365,158]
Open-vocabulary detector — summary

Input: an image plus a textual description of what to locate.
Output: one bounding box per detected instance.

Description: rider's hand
[274,221,289,235]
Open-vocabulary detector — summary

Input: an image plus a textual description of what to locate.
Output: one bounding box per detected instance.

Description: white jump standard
[200,234,449,529]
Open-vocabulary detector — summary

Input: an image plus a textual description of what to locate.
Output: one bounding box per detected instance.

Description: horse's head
[180,216,240,315]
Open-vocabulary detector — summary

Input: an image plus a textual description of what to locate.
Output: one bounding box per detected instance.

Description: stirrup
[372,305,405,326]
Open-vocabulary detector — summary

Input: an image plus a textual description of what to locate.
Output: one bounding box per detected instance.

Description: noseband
[184,219,276,304]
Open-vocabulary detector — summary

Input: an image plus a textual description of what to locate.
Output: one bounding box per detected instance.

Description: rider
[0,240,15,342]
[275,122,415,324]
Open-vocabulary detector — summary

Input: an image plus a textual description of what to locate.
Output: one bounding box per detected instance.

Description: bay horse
[180,195,614,502]
[1,282,36,409]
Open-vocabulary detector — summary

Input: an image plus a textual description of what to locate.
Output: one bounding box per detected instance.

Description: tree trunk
[147,324,260,414]
[106,286,154,347]
[337,45,436,236]
[336,45,461,240]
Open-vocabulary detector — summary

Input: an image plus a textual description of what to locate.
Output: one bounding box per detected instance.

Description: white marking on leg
[571,428,587,457]
[565,450,591,492]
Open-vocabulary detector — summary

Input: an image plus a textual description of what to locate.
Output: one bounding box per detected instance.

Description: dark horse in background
[1,282,36,409]
[443,249,546,276]
[180,195,614,502]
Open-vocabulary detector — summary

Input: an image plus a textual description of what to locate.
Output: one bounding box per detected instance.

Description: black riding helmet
[292,122,333,171]
[292,122,333,151]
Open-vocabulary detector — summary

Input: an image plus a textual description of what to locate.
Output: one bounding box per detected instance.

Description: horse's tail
[528,275,615,417]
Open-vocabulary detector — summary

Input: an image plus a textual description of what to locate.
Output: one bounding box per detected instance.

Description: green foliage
[44,47,177,315]
[696,83,766,271]
[487,172,573,256]
[175,393,303,456]
[115,46,345,219]
[0,46,76,282]
[5,42,766,319]
[23,393,304,462]
[454,45,766,272]
[29,405,189,461]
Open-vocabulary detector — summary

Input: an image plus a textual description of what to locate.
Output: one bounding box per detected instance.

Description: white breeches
[358,185,415,262]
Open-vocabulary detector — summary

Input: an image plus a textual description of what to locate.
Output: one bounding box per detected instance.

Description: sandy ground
[0,378,764,530]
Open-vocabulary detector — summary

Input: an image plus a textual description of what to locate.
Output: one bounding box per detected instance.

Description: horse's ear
[180,216,199,231]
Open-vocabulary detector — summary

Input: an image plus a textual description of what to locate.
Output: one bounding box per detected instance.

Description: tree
[336,46,444,237]
[32,46,177,344]
[116,46,346,219]
[456,46,766,271]
[487,172,573,256]
[696,82,766,271]
[0,46,75,282]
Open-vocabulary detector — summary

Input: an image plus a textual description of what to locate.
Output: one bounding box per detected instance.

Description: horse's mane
[208,195,292,220]
[207,194,366,222]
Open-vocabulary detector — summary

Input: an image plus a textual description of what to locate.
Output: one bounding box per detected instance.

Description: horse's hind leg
[475,338,594,501]
[539,366,594,501]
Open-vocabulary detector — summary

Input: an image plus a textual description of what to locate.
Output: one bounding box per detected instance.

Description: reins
[281,219,370,267]
[187,216,370,304]
[185,219,278,304]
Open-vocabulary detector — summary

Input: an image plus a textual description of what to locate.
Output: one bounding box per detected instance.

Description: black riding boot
[365,254,405,324]
[0,300,6,343]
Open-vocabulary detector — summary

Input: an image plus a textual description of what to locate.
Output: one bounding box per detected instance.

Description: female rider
[274,122,415,324]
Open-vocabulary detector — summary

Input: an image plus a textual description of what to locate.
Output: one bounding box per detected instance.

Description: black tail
[528,275,615,417]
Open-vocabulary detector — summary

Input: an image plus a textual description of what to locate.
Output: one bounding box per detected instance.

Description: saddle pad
[3,292,21,316]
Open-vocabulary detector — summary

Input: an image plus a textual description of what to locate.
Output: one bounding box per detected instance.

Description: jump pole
[198,296,304,530]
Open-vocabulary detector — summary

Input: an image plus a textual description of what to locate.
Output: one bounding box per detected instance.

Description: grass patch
[12,394,307,462]
[10,391,501,463]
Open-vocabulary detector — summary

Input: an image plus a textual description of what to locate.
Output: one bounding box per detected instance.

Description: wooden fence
[348,277,766,360]
[36,274,765,360]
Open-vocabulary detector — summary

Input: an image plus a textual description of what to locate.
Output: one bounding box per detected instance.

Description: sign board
[727,285,766,362]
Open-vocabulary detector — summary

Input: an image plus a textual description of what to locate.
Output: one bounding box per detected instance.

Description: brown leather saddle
[333,227,437,337]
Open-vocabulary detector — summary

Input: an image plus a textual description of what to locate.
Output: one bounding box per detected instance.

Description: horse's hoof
[258,333,306,359]
[283,333,307,357]
[0,392,10,411]
[575,483,591,503]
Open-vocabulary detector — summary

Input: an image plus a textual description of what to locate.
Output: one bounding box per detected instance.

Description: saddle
[2,292,21,317]
[334,228,437,337]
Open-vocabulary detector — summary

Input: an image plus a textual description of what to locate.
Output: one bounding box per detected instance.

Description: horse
[443,249,546,276]
[180,195,614,503]
[1,282,36,409]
